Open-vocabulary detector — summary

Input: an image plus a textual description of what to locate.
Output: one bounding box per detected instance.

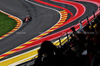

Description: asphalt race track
[0,0,60,59]
[40,0,98,35]
[0,0,98,61]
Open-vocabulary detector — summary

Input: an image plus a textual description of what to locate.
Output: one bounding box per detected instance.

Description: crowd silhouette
[33,15,100,66]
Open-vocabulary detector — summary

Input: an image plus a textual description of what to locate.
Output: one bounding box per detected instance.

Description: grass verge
[0,12,17,37]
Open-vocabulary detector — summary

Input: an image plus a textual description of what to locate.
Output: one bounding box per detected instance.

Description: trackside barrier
[17,8,100,66]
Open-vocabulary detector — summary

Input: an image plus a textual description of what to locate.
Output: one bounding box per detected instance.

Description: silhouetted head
[70,27,75,32]
[41,41,53,49]
[38,41,57,57]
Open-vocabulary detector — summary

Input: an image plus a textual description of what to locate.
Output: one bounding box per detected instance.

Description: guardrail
[17,7,100,66]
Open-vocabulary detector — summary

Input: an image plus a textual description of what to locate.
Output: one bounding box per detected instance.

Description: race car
[23,17,32,23]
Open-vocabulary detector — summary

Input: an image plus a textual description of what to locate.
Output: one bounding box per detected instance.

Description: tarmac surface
[0,0,98,60]
[0,0,60,57]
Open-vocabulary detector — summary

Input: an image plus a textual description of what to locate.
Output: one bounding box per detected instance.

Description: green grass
[0,12,17,37]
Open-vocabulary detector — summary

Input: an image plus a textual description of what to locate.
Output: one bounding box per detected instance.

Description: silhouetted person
[91,22,100,66]
[33,41,58,66]
[70,27,86,56]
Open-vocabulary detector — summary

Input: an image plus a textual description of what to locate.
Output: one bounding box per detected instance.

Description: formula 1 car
[23,17,32,23]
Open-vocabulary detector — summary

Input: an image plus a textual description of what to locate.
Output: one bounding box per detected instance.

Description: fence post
[58,38,61,47]
[66,32,68,38]
[93,11,95,18]
[79,20,81,23]
[87,16,89,24]
[66,33,69,42]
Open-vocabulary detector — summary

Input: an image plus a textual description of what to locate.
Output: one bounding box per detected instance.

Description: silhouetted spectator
[33,41,58,66]
[70,27,86,57]
[91,22,100,66]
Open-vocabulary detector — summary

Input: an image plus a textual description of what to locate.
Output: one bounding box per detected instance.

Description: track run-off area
[0,0,100,66]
